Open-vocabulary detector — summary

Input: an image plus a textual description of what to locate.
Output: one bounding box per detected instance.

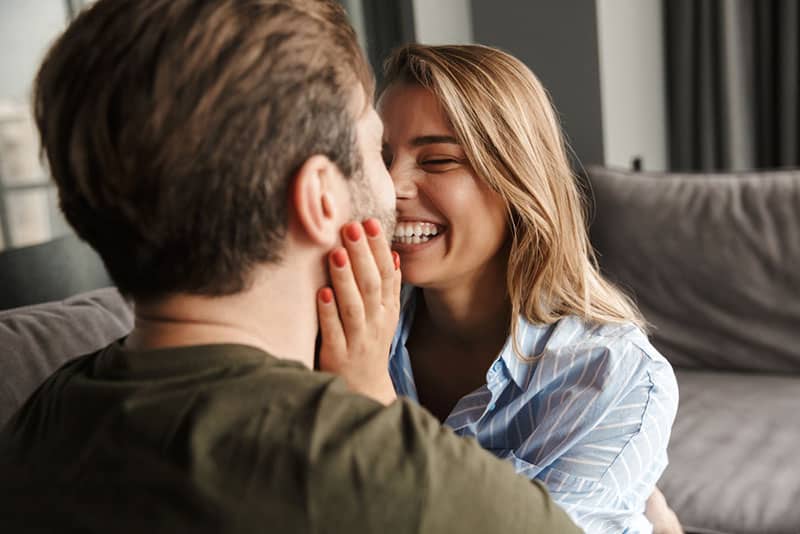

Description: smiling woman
[380,83,508,294]
[378,44,680,534]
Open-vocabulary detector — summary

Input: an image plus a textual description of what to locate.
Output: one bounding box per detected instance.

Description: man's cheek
[385,186,397,211]
[375,168,396,209]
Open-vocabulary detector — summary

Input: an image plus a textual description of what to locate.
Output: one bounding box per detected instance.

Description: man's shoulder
[2,348,579,534]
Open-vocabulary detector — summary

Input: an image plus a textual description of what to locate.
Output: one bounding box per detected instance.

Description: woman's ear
[291,155,342,247]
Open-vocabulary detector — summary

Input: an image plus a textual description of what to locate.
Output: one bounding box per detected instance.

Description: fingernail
[332,248,347,268]
[319,287,333,304]
[345,223,361,242]
[392,251,400,270]
[363,219,380,237]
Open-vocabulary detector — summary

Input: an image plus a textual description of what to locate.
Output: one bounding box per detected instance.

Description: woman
[378,44,679,533]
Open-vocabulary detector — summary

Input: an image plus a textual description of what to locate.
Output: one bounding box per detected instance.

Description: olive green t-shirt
[0,342,580,533]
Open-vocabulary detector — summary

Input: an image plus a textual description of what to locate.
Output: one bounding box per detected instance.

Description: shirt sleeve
[509,339,679,533]
[307,379,582,534]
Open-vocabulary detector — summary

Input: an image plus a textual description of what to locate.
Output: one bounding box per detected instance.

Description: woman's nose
[391,165,418,200]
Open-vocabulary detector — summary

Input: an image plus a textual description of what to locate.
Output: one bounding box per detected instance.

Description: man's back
[0,342,579,533]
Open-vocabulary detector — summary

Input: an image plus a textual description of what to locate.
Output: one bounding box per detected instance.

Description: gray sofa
[0,233,113,310]
[1,167,798,533]
[0,287,132,418]
[588,166,800,534]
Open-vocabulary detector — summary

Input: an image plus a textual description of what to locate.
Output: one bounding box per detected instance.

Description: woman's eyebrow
[410,135,460,147]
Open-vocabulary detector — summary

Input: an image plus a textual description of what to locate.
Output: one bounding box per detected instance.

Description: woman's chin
[393,261,437,288]
[391,233,449,287]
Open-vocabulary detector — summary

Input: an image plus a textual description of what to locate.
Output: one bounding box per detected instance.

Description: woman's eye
[419,158,461,176]
[420,158,462,173]
[424,159,455,165]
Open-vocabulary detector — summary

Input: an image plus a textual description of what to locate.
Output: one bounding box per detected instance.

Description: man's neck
[124,263,320,369]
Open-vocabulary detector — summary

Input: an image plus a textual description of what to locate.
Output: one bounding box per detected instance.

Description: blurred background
[1,0,797,252]
[1,0,798,251]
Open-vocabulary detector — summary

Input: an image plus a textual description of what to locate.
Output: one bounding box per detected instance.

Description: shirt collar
[496,315,558,391]
[95,340,283,380]
[389,285,418,363]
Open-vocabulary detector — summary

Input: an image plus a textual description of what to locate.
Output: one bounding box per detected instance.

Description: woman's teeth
[392,222,441,244]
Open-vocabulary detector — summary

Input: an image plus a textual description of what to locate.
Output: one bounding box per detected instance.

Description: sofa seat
[661,369,800,534]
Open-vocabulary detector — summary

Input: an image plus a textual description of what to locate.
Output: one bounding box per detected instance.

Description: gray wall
[470,0,668,171]
[412,0,473,45]
[471,0,605,167]
[596,0,667,171]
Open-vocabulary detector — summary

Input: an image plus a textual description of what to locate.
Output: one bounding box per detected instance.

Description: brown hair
[34,0,373,298]
[382,44,644,354]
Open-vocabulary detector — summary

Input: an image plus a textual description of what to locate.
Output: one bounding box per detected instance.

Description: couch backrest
[0,234,112,310]
[587,166,800,374]
[0,287,132,428]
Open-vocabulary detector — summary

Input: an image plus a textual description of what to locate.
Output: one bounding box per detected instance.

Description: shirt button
[488,402,496,411]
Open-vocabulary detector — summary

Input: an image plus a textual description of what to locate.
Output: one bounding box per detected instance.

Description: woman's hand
[317,219,401,405]
[646,487,683,534]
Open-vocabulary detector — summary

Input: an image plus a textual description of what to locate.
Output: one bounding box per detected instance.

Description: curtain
[666,0,800,171]
[357,0,415,86]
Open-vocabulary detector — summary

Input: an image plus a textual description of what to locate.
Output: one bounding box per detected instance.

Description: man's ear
[290,155,343,247]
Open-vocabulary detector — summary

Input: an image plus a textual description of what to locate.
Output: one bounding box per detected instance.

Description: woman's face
[378,83,508,289]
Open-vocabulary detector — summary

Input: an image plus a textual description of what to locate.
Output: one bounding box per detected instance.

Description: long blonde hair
[382,44,644,355]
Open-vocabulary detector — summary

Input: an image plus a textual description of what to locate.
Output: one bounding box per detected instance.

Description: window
[0,0,83,251]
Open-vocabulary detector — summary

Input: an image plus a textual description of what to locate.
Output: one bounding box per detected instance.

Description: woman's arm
[647,487,684,534]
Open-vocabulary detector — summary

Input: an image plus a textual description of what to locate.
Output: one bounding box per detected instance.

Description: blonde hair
[382,44,644,355]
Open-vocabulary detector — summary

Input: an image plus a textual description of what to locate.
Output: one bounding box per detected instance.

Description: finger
[316,287,346,370]
[392,251,402,309]
[342,222,382,315]
[328,246,366,343]
[363,218,397,307]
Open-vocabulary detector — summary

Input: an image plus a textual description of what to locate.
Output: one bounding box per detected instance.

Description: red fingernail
[364,219,380,237]
[332,248,347,268]
[345,223,361,242]
[392,251,400,270]
[319,287,333,304]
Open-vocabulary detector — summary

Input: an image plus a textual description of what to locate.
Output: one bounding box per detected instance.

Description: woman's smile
[391,220,448,251]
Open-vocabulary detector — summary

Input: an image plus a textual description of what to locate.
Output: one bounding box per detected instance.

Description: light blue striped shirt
[389,286,679,534]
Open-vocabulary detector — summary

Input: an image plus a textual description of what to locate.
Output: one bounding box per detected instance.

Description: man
[0,1,579,532]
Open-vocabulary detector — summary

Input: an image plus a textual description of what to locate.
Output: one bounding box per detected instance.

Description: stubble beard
[347,172,397,246]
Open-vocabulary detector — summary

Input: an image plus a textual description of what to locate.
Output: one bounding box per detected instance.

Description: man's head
[34,0,395,300]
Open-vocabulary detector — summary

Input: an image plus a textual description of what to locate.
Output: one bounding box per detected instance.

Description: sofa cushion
[587,166,800,373]
[0,287,132,427]
[660,369,800,534]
